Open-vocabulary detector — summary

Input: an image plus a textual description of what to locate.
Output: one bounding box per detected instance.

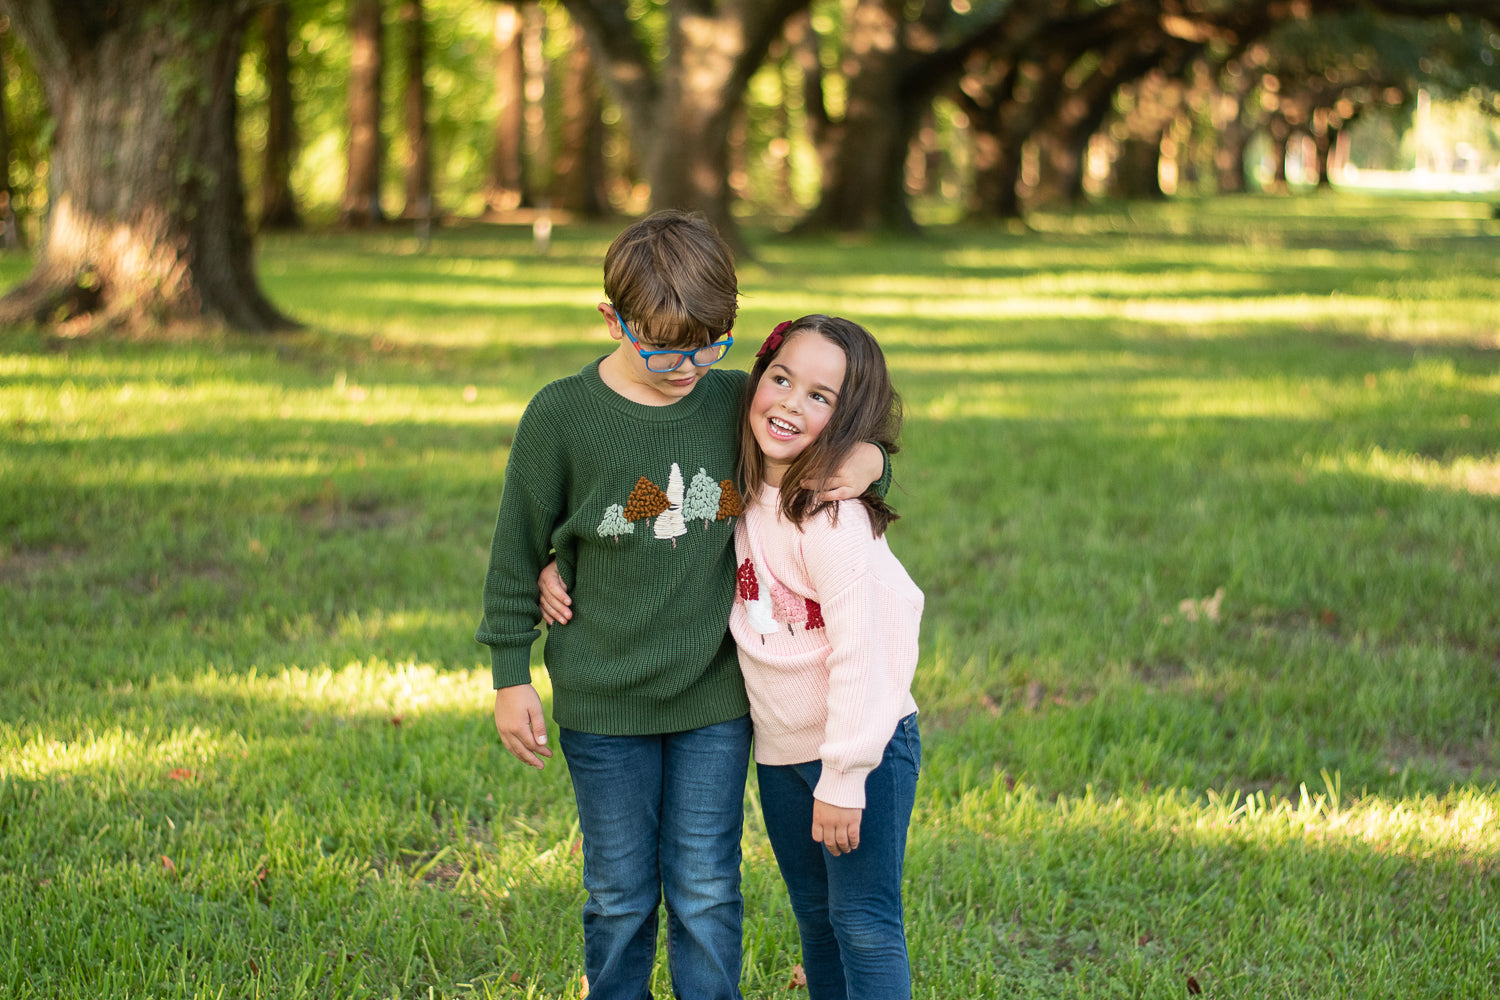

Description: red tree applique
[624,476,670,521]
[716,480,744,521]
[804,599,824,630]
[737,558,758,602]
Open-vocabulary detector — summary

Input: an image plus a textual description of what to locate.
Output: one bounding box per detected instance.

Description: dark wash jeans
[558,715,752,1000]
[755,713,921,1000]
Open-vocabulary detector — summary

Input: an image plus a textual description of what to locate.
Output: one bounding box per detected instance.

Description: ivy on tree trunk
[0,0,293,332]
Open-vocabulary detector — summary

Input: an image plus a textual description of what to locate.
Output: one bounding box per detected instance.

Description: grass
[1,191,1498,998]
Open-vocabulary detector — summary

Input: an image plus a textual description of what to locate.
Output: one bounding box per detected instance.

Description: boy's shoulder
[523,364,596,411]
[699,366,748,399]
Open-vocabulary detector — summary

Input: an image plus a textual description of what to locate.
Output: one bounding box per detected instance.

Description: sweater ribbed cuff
[491,646,535,690]
[813,765,871,810]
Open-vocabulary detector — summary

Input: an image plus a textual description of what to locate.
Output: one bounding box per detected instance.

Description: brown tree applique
[623,476,670,521]
[716,480,744,521]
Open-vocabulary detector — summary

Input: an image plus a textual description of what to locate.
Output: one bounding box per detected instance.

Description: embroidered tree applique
[771,583,803,634]
[716,480,744,522]
[684,468,722,529]
[654,463,687,548]
[624,476,670,522]
[804,598,825,630]
[596,504,634,542]
[738,558,778,640]
[736,558,758,602]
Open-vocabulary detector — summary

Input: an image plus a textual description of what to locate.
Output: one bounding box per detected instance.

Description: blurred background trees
[0,0,1495,331]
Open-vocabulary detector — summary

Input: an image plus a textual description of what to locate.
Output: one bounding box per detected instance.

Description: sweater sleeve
[475,394,570,689]
[800,504,915,808]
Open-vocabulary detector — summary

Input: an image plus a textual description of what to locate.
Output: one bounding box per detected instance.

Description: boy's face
[599,304,706,404]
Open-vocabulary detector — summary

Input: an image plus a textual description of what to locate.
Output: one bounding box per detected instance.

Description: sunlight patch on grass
[1,663,503,783]
[5,723,226,782]
[895,349,1174,376]
[965,780,1500,865]
[755,291,1500,341]
[1127,377,1332,420]
[831,270,1278,298]
[1316,447,1500,498]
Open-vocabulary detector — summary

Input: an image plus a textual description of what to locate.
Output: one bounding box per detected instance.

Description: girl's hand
[805,441,884,502]
[811,799,863,856]
[538,559,572,625]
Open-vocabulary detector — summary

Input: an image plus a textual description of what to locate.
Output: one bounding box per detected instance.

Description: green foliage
[1,196,1498,997]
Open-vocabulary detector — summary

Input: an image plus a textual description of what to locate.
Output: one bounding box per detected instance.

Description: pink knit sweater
[730,487,922,809]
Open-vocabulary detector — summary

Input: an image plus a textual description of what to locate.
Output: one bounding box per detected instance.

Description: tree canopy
[0,0,1495,331]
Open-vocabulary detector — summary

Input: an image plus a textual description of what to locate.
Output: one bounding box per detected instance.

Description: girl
[731,315,923,1000]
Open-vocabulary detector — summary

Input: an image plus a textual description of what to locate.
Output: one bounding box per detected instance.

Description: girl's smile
[750,331,846,486]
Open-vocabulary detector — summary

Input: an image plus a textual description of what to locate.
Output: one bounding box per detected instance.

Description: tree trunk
[1110,134,1166,199]
[484,2,527,212]
[1267,114,1290,191]
[0,30,22,249]
[563,0,812,247]
[342,0,385,226]
[800,0,919,232]
[551,22,606,217]
[398,0,433,221]
[638,7,748,237]
[258,0,300,231]
[0,0,291,332]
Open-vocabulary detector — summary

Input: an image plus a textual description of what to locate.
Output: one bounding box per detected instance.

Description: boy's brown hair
[603,209,738,351]
[738,314,902,537]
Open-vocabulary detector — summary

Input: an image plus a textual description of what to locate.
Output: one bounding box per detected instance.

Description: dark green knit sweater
[476,360,752,735]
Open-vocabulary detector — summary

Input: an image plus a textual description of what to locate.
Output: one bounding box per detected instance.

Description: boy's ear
[599,302,625,342]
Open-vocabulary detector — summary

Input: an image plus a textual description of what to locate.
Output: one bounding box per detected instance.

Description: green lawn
[2,192,1497,998]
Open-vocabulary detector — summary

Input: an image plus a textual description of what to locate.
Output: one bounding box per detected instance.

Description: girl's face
[749,331,846,487]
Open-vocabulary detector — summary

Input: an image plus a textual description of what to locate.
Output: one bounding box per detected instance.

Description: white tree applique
[654,462,688,548]
[737,557,779,639]
[684,467,722,529]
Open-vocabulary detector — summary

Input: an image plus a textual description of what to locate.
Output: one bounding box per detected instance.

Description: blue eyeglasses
[617,311,734,373]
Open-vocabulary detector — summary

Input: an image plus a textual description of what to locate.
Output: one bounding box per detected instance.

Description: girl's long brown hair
[737,315,902,537]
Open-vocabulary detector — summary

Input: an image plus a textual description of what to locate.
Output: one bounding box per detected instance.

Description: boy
[477,210,883,1000]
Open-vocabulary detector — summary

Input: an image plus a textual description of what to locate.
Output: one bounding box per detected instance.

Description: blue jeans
[558,715,752,1000]
[756,713,921,1000]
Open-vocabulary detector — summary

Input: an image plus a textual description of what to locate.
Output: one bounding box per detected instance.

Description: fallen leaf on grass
[1186,973,1202,994]
[786,964,807,989]
[1176,587,1224,623]
[160,855,177,875]
[168,768,196,781]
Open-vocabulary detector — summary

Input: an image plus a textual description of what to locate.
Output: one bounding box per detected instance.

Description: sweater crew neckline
[581,357,721,422]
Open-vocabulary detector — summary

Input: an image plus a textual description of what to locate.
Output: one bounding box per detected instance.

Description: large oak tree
[560,0,809,242]
[0,0,292,331]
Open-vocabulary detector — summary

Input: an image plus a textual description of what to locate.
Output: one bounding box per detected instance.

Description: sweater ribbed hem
[552,667,750,736]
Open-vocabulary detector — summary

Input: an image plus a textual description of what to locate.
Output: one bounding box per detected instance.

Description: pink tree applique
[771,584,803,634]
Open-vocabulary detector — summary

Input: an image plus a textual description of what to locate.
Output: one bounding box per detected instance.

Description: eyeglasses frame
[615,310,734,372]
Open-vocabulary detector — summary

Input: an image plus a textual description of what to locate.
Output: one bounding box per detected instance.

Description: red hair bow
[757,321,792,357]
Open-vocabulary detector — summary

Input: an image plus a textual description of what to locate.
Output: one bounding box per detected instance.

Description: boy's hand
[538,560,572,625]
[494,684,552,769]
[806,440,884,502]
[811,799,862,856]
